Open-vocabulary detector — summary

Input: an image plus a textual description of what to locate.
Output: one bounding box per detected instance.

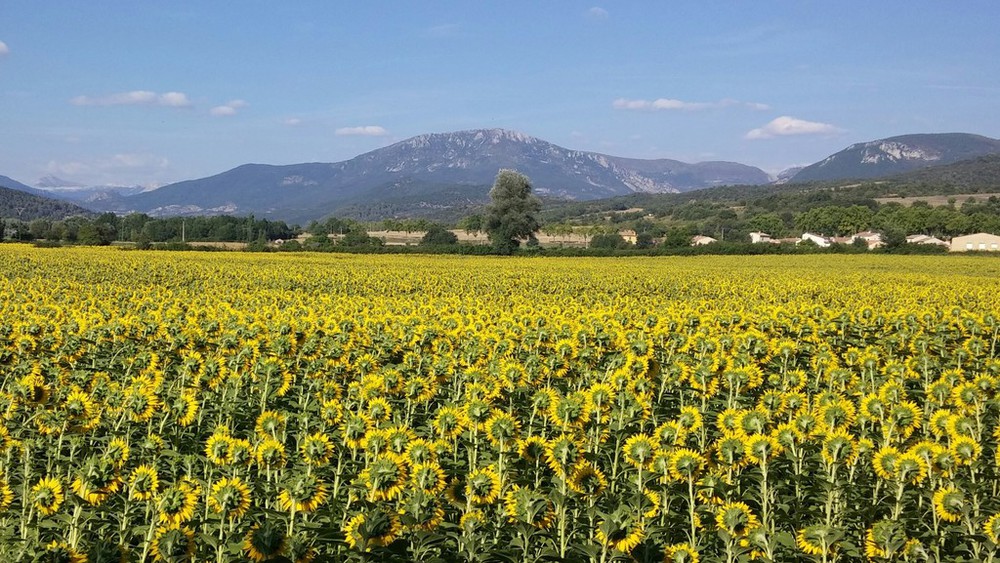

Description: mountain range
[81,129,772,223]
[2,130,999,223]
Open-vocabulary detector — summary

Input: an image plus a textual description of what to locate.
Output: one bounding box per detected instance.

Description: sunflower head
[715,502,760,538]
[503,485,555,529]
[343,508,401,551]
[244,520,286,562]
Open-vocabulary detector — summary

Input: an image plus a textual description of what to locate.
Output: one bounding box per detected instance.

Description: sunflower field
[1,246,1000,562]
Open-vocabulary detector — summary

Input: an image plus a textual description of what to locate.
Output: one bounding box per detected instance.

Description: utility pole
[182,219,186,243]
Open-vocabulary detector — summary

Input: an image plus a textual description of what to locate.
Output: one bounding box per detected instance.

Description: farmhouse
[800,233,831,247]
[950,232,1000,252]
[749,231,773,244]
[690,235,717,246]
[618,229,638,244]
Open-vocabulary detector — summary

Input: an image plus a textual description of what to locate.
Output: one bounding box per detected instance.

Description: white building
[950,232,1000,252]
[800,233,831,248]
[691,235,717,246]
[907,234,949,247]
[749,231,773,244]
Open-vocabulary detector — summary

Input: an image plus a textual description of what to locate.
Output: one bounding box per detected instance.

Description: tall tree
[483,170,541,254]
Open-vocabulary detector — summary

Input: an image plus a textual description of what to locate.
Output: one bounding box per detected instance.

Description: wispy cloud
[744,116,842,140]
[335,125,388,137]
[45,153,171,184]
[0,40,9,56]
[70,90,193,108]
[210,99,248,116]
[613,97,770,111]
[586,7,609,19]
[282,117,303,126]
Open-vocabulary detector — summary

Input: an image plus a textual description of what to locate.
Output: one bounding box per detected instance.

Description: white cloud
[70,90,192,108]
[282,117,303,126]
[0,41,9,56]
[335,125,388,137]
[613,97,769,111]
[210,99,248,116]
[586,7,609,19]
[744,116,842,140]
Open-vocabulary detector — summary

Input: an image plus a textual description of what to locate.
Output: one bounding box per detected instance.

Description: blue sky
[1,1,999,187]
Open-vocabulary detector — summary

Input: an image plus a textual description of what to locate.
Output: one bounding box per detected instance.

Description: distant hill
[792,133,1000,182]
[0,185,93,221]
[0,174,51,197]
[92,128,771,222]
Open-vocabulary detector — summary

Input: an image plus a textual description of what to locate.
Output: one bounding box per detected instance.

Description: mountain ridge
[792,133,1000,182]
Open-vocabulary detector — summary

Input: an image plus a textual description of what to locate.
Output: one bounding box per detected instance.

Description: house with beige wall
[950,232,1000,252]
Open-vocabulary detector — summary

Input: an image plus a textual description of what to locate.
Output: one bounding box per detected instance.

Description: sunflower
[743,434,782,465]
[715,502,759,538]
[173,388,199,427]
[567,459,608,496]
[410,462,447,495]
[796,524,838,557]
[151,525,196,562]
[0,477,13,511]
[277,473,328,513]
[893,452,928,485]
[366,397,393,424]
[484,410,521,449]
[256,437,287,469]
[244,520,286,562]
[503,485,555,529]
[32,476,64,516]
[549,391,592,427]
[43,541,86,563]
[360,454,408,501]
[107,437,130,469]
[466,464,502,505]
[342,508,402,551]
[404,439,436,465]
[949,435,981,466]
[622,434,658,470]
[595,516,644,553]
[820,428,858,466]
[545,433,584,475]
[654,421,689,448]
[300,432,334,466]
[205,432,232,466]
[158,479,201,527]
[872,447,900,481]
[208,476,252,520]
[432,405,466,439]
[340,412,372,450]
[984,512,1000,544]
[459,509,487,533]
[714,433,748,470]
[319,399,343,426]
[932,486,963,523]
[123,384,160,423]
[71,457,121,506]
[128,464,159,501]
[255,410,286,438]
[516,435,548,463]
[669,448,706,481]
[664,542,700,563]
